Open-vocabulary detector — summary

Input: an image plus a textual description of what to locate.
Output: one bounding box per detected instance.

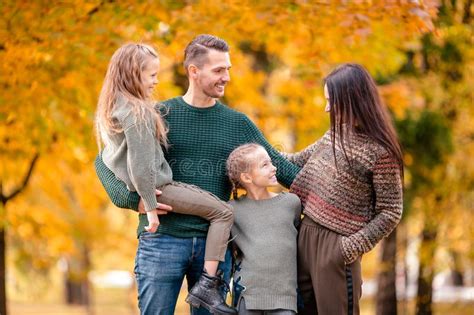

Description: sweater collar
[178,96,222,113]
[236,192,288,205]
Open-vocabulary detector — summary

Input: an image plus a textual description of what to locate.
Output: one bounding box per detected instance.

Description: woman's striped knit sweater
[285,130,403,264]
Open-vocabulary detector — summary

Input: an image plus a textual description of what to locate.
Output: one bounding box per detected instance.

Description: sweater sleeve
[94,154,140,212]
[281,140,320,168]
[340,153,403,264]
[123,121,158,212]
[243,116,301,188]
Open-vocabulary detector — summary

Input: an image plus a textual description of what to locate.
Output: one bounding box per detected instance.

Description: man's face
[195,50,231,98]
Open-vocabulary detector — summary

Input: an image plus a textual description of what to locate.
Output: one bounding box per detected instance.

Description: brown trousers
[156,181,233,262]
[297,216,362,315]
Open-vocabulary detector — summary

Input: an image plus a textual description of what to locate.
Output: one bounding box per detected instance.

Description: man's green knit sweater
[95,97,300,238]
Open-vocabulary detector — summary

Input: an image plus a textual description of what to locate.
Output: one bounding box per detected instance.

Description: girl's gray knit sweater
[101,97,173,212]
[229,192,301,311]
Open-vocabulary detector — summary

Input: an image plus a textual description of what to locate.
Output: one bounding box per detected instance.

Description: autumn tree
[1,1,439,314]
[379,1,473,314]
[1,1,173,313]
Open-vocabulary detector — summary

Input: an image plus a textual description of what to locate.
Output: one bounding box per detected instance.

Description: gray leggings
[237,298,296,315]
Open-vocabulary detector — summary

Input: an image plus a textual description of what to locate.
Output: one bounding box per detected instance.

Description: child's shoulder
[112,95,130,114]
[228,196,248,207]
[279,193,302,220]
[280,192,302,207]
[280,191,300,201]
[113,97,156,127]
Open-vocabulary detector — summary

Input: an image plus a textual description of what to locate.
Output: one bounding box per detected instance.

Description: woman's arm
[339,153,403,264]
[280,141,320,168]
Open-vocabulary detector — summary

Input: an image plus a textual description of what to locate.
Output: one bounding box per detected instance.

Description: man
[95,34,300,315]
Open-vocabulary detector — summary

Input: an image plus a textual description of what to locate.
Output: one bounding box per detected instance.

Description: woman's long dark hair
[324,63,403,176]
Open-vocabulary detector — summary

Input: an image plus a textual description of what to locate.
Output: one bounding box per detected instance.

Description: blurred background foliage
[0,0,472,314]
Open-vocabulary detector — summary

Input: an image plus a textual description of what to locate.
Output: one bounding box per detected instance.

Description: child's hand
[145,210,160,233]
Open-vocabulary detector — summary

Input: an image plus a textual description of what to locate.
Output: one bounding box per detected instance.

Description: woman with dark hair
[284,63,403,314]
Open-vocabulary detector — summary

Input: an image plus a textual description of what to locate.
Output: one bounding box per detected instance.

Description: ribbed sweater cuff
[340,235,362,264]
[141,192,158,212]
[243,295,297,312]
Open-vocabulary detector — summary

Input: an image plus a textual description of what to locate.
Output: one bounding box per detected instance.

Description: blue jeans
[134,232,232,315]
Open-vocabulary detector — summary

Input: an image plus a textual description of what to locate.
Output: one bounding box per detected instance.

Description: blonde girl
[226,143,301,314]
[95,43,235,314]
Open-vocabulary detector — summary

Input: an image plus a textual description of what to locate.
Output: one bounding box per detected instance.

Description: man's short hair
[183,34,229,74]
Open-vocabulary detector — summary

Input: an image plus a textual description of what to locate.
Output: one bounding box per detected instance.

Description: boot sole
[185,293,236,315]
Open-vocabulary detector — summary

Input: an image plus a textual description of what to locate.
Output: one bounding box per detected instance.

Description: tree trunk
[415,223,438,315]
[65,278,87,305]
[376,228,398,315]
[449,250,464,286]
[400,223,409,315]
[0,153,39,315]
[64,246,93,315]
[65,267,90,306]
[0,226,6,315]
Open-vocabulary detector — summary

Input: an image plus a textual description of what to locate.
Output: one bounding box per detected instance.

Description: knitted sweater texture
[286,130,403,264]
[229,192,301,311]
[95,97,300,238]
[101,96,173,212]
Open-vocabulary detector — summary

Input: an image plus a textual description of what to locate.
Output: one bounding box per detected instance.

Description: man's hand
[138,189,173,214]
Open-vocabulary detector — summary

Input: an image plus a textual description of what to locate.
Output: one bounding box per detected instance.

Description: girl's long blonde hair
[95,43,168,149]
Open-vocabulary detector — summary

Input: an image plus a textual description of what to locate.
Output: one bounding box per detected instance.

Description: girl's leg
[203,261,219,277]
[156,183,236,313]
[157,182,233,267]
[188,246,233,315]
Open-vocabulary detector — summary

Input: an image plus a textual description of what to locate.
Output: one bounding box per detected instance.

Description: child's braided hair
[226,143,264,199]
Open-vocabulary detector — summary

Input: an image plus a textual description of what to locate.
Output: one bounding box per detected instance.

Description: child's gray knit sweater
[101,96,173,212]
[229,192,301,311]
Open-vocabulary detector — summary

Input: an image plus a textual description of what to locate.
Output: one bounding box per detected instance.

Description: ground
[9,287,474,315]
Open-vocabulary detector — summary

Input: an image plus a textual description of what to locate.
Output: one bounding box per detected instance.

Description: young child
[226,143,301,315]
[95,43,236,314]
